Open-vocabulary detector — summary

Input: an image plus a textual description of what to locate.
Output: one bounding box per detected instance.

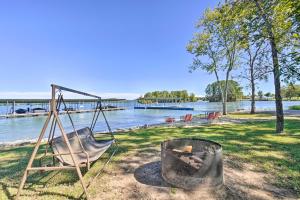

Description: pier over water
[134,97,195,110]
[0,98,127,118]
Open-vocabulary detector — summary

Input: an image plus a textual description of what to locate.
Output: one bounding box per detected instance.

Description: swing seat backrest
[52,127,114,166]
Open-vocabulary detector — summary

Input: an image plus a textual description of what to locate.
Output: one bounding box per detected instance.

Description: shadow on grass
[0,118,299,199]
[114,119,300,196]
[0,142,120,199]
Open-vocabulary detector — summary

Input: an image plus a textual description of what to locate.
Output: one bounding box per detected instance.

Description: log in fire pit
[161,138,223,190]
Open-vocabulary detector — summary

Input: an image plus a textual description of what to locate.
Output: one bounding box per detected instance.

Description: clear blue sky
[0,0,275,99]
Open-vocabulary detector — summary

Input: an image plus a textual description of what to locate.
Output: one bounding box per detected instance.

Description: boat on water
[32,108,47,113]
[63,107,75,111]
[134,105,194,111]
[15,108,27,114]
[99,105,118,109]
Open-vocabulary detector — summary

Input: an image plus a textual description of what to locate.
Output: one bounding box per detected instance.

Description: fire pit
[161,138,223,190]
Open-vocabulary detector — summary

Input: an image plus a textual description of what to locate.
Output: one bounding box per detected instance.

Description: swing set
[16,84,118,200]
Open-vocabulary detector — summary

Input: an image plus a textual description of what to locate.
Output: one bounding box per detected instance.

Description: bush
[288,105,300,110]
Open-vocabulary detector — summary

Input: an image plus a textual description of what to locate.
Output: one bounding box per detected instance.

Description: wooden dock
[0,107,125,119]
[134,106,194,111]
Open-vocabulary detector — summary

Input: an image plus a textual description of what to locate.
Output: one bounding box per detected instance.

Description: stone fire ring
[161,138,223,190]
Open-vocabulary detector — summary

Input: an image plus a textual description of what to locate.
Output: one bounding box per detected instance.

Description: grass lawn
[227,112,275,119]
[0,114,299,199]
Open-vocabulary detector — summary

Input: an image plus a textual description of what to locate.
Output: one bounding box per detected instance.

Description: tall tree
[187,4,241,115]
[253,0,300,132]
[236,6,272,113]
[239,39,271,113]
[231,0,300,133]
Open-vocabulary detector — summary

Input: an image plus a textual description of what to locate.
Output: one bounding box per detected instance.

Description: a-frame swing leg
[53,111,90,200]
[16,111,53,199]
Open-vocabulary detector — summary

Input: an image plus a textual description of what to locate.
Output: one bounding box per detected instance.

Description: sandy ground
[92,149,297,200]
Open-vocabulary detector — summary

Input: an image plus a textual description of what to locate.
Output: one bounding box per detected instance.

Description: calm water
[0,100,299,143]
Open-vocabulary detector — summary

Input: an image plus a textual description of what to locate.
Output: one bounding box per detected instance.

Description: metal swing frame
[16,84,118,200]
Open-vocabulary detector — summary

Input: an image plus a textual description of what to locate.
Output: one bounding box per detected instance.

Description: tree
[187,4,242,115]
[253,0,300,132]
[237,11,272,113]
[265,92,272,98]
[285,85,295,100]
[189,93,197,102]
[231,0,300,133]
[205,80,243,102]
[281,84,300,100]
[239,41,271,113]
[257,90,263,100]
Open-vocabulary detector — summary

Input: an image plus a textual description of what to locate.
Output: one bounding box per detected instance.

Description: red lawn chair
[214,112,222,119]
[207,112,222,122]
[165,117,175,123]
[207,112,215,120]
[183,114,193,122]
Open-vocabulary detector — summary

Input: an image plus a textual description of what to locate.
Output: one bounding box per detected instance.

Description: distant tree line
[252,84,300,100]
[205,83,300,101]
[137,90,198,104]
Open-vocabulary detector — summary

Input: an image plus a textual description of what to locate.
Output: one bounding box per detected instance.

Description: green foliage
[189,93,197,102]
[205,80,243,102]
[187,5,242,74]
[258,90,264,100]
[289,105,300,110]
[187,4,244,114]
[137,90,198,104]
[264,92,273,98]
[233,0,300,82]
[192,0,299,129]
[281,84,300,99]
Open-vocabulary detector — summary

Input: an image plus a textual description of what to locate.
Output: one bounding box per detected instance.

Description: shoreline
[0,123,165,147]
[0,117,209,147]
[1,109,299,148]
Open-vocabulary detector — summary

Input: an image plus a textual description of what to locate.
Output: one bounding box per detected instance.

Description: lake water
[0,100,299,143]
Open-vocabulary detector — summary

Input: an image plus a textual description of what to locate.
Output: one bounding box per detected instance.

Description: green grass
[289,105,300,110]
[0,114,300,199]
[227,112,274,119]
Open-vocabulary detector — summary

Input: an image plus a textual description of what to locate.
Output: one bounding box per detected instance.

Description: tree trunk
[214,69,227,115]
[250,80,255,114]
[254,0,284,133]
[222,101,227,115]
[271,38,284,133]
[223,72,230,115]
[250,62,256,114]
[223,85,228,115]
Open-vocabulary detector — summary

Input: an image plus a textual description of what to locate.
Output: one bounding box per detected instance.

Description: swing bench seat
[16,85,119,200]
[52,127,114,166]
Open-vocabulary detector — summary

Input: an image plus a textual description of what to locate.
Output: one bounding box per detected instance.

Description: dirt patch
[92,150,297,200]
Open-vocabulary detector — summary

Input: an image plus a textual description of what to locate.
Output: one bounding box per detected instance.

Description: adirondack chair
[207,112,222,122]
[181,114,193,122]
[165,117,176,123]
